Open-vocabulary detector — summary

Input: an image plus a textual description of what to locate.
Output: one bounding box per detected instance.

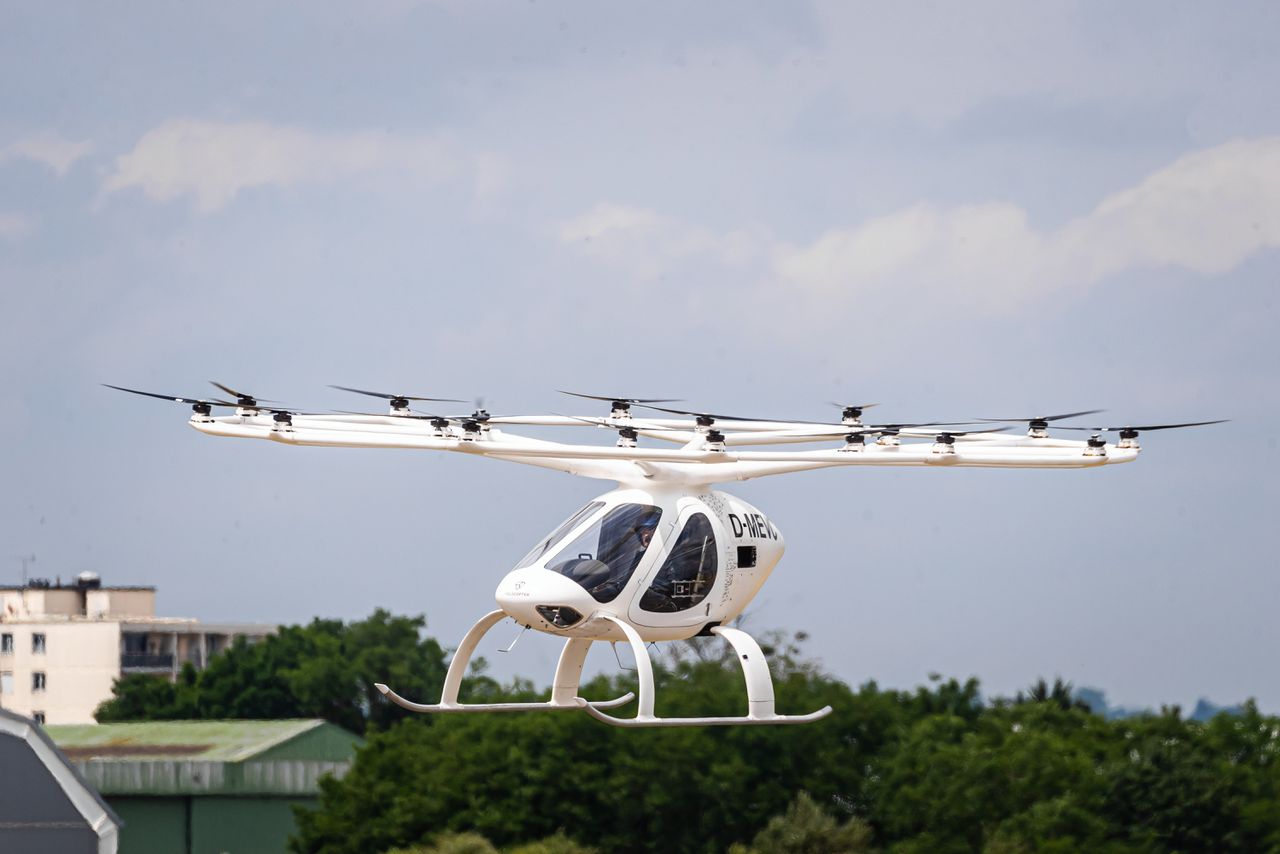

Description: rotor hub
[841,433,865,451]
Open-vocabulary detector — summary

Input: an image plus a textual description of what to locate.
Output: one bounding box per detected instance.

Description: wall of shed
[111,795,313,854]
[111,798,188,854]
[254,723,363,762]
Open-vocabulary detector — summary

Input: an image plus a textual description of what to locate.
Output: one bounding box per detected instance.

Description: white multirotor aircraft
[107,382,1224,728]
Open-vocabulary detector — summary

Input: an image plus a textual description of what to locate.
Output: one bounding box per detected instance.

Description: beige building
[0,572,274,725]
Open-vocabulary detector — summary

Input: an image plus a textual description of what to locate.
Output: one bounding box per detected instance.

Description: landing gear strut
[377,611,833,728]
[376,610,634,714]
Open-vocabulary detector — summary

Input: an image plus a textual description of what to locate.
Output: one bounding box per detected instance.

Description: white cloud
[0,212,36,240]
[773,137,1280,304]
[101,119,481,212]
[557,138,1280,315]
[557,203,762,278]
[0,132,92,176]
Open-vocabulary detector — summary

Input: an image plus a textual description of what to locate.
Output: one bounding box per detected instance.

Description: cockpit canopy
[517,502,664,603]
[638,512,717,613]
[546,503,663,602]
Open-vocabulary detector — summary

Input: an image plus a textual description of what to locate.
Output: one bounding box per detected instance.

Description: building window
[32,712,45,725]
[32,633,46,654]
[1,633,12,654]
[32,671,46,692]
[0,672,12,694]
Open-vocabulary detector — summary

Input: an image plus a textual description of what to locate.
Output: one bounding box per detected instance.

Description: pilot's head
[636,520,657,548]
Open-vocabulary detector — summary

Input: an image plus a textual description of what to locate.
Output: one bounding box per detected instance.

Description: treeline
[96,609,446,734]
[97,615,1280,853]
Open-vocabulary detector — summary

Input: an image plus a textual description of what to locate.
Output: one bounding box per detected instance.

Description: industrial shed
[46,719,362,854]
[0,707,122,854]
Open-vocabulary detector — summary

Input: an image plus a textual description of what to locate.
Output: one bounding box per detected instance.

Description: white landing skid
[377,610,832,728]
[577,617,833,728]
[376,609,634,714]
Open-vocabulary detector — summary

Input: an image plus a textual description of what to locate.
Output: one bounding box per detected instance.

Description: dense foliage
[95,609,446,734]
[95,615,1280,852]
[290,635,1280,854]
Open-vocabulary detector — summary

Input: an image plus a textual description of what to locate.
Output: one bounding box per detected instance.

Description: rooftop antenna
[14,554,35,587]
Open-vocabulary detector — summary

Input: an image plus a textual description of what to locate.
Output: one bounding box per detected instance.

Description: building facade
[0,573,274,725]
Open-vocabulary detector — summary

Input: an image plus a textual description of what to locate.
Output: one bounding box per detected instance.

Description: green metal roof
[46,719,359,763]
[44,720,364,796]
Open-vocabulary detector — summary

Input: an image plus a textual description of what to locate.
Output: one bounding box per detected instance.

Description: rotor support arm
[190,413,1139,489]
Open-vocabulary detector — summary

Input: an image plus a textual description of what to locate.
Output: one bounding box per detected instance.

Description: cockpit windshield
[514,501,605,570]
[546,503,663,602]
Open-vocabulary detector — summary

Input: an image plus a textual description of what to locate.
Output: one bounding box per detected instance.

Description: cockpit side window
[546,503,663,603]
[640,513,718,613]
[514,501,605,569]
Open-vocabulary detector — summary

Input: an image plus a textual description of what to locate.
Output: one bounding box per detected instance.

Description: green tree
[729,791,876,854]
[506,832,598,854]
[291,638,868,854]
[385,833,498,854]
[95,609,447,734]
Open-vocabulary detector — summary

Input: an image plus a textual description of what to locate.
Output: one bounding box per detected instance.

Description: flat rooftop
[0,585,156,591]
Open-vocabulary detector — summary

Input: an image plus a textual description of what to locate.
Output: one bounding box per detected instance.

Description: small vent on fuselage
[737,546,757,568]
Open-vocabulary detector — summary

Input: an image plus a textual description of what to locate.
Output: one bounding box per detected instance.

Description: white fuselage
[495,486,784,643]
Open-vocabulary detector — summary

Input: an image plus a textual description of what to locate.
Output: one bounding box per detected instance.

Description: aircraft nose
[495,569,595,630]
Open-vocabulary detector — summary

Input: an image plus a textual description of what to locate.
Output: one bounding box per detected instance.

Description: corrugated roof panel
[46,719,329,762]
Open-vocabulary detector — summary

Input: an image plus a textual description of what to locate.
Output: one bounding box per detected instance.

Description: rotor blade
[103,384,232,406]
[977,409,1105,423]
[559,414,690,432]
[866,420,989,429]
[1056,420,1229,432]
[828,402,880,410]
[329,385,466,403]
[558,391,683,405]
[636,404,798,424]
[904,426,1014,438]
[209,380,278,404]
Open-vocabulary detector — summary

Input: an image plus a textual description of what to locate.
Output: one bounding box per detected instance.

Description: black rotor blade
[829,401,881,410]
[925,426,1011,436]
[1057,420,1229,432]
[560,414,690,432]
[558,391,683,405]
[799,421,1002,434]
[329,385,465,403]
[977,409,1105,423]
[209,380,278,404]
[868,420,990,429]
[636,404,798,424]
[103,384,233,406]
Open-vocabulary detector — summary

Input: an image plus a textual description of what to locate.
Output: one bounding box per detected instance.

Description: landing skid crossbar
[375,610,634,714]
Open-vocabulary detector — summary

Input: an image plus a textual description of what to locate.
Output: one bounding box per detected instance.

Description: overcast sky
[3,1,1278,712]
